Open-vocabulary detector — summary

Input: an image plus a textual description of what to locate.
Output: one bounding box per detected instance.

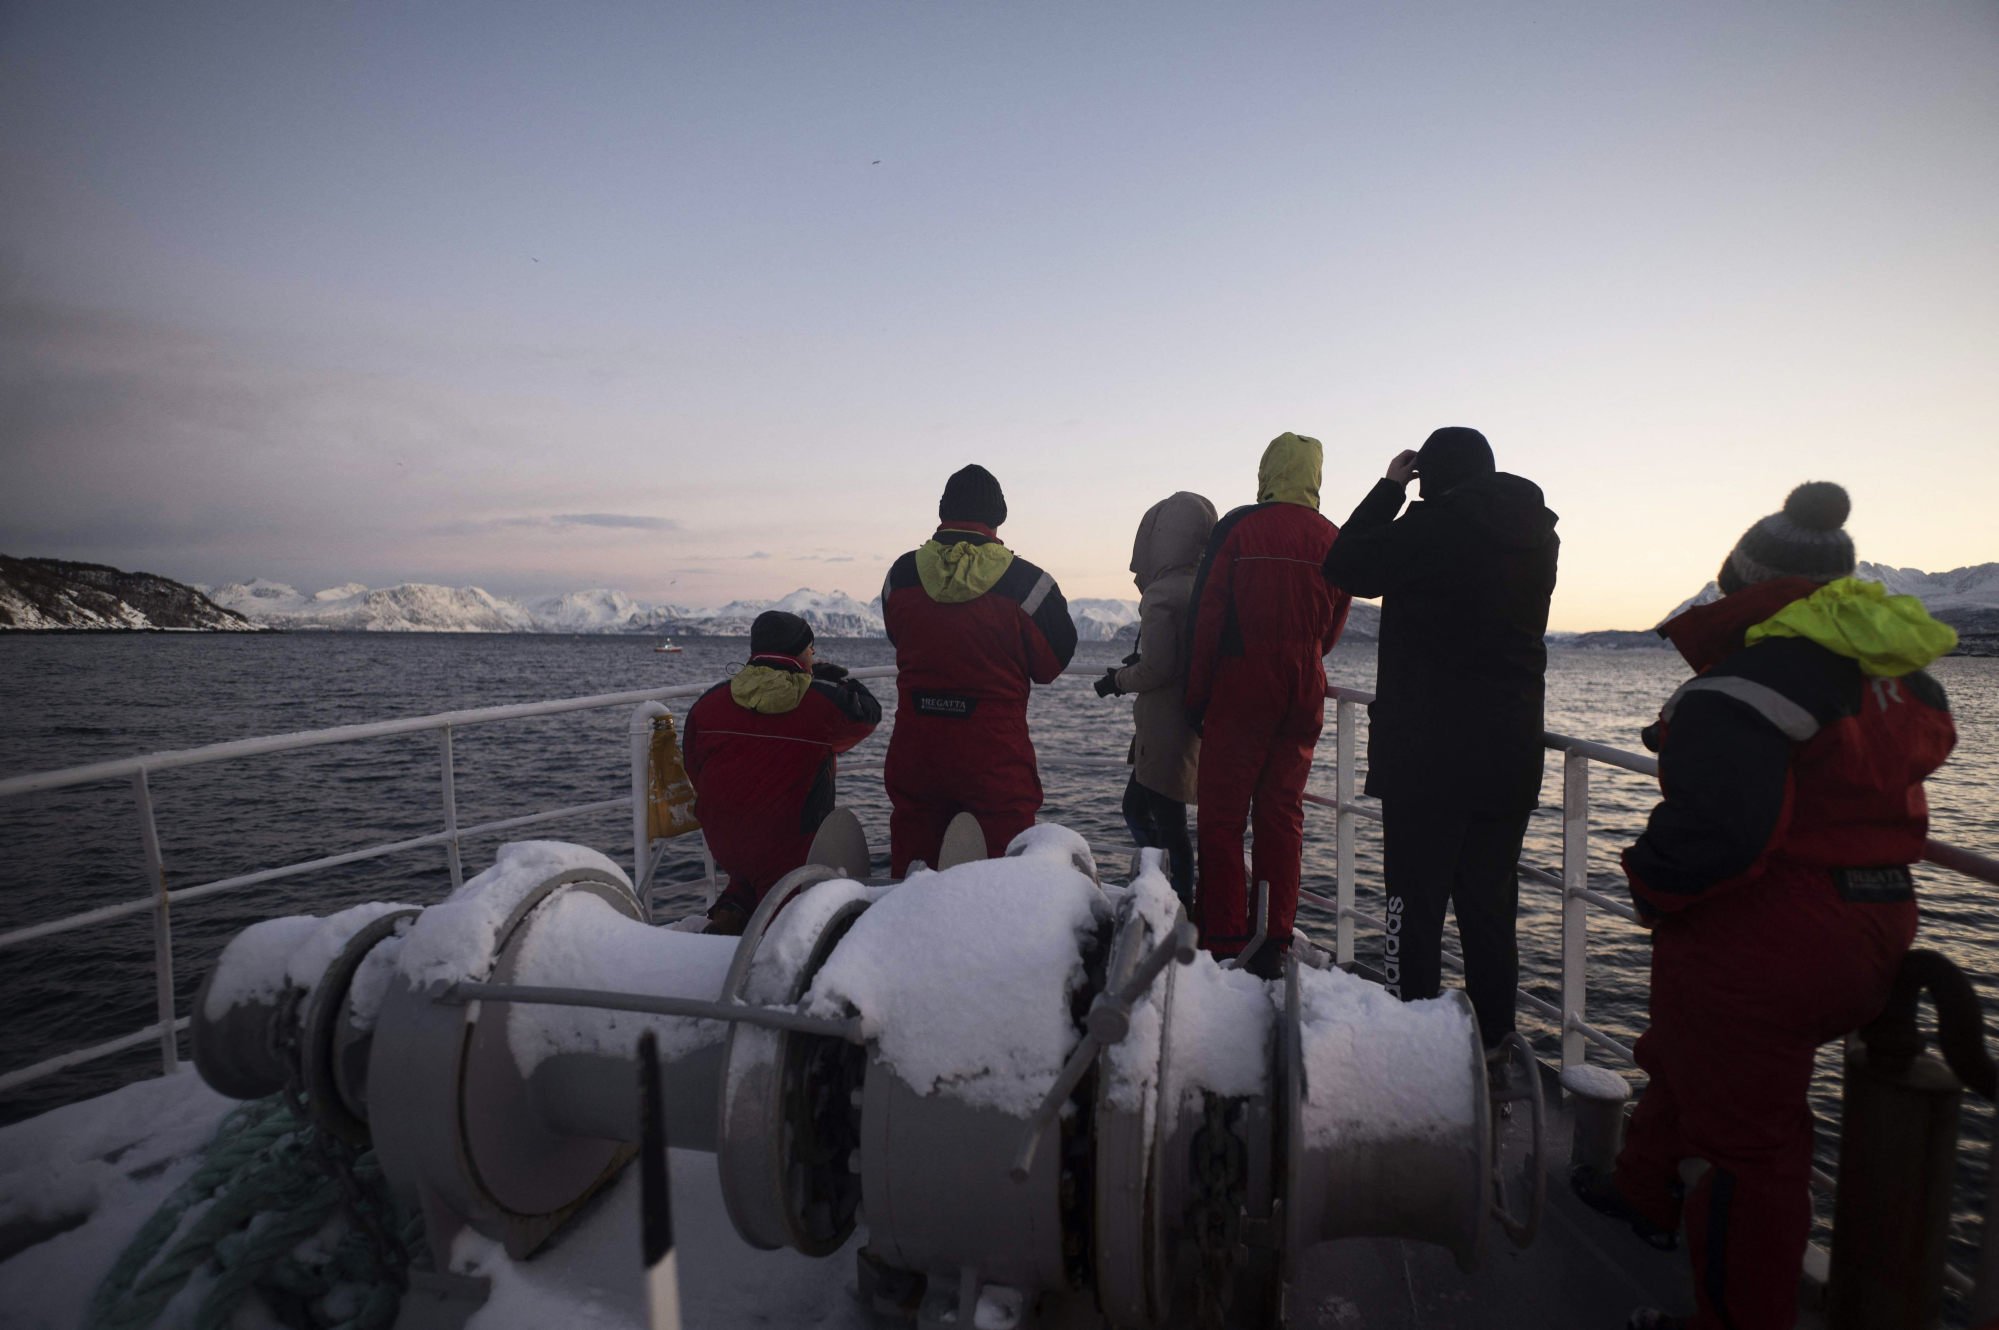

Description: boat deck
[1285,1066,1827,1330]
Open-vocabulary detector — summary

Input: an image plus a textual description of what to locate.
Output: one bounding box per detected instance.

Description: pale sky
[2,1,1994,629]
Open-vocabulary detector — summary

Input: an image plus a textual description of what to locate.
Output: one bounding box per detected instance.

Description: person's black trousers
[1122,774,1194,906]
[1380,800,1530,1050]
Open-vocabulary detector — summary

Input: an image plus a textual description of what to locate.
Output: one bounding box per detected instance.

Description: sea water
[1,632,1995,1259]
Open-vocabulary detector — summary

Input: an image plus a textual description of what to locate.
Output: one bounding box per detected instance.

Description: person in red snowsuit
[881,464,1078,873]
[683,610,882,933]
[1578,483,1957,1330]
[1184,432,1351,972]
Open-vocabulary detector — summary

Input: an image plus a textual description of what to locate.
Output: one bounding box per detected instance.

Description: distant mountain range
[7,557,1986,652]
[1562,561,1999,655]
[185,579,1158,640]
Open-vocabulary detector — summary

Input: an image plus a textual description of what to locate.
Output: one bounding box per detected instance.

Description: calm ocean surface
[2,633,1996,1274]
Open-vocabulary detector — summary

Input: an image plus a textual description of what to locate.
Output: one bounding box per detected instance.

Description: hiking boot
[1238,938,1288,981]
[703,900,750,936]
[1570,1164,1678,1252]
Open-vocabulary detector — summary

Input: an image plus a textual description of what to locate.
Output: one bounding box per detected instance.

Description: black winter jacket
[1323,473,1559,812]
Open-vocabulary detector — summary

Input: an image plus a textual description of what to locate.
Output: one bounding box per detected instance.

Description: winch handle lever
[1861,948,1997,1099]
[1008,920,1198,1182]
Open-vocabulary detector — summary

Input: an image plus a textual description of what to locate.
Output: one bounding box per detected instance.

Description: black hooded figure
[1321,427,1560,1055]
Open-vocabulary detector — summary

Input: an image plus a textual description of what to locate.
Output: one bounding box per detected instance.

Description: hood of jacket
[1745,577,1959,678]
[1130,491,1218,591]
[1433,472,1559,550]
[729,661,813,713]
[1257,433,1322,510]
[916,527,1016,603]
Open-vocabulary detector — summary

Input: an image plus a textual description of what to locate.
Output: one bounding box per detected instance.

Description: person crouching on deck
[1184,433,1351,975]
[685,610,882,935]
[1576,483,1957,1330]
[880,464,1079,873]
[1093,491,1218,906]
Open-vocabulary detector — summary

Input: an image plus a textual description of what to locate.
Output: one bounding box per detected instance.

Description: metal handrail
[1317,680,1999,1303]
[0,674,888,1093]
[4,663,1994,1116]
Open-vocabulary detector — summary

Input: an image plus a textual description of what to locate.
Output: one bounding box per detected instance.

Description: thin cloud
[550,512,676,531]
[432,512,677,535]
[744,551,771,560]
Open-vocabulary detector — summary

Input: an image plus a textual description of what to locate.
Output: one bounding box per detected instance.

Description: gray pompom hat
[1722,481,1857,590]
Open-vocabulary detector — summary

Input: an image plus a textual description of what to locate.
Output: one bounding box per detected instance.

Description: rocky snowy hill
[1568,561,1999,654]
[0,557,258,631]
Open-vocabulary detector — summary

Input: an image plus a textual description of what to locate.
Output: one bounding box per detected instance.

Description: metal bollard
[1560,1063,1632,1178]
[1826,1042,1961,1330]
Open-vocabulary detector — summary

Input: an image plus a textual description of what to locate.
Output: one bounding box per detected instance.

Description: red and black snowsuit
[683,656,882,916]
[880,524,1078,873]
[1614,577,1956,1330]
[1184,437,1351,960]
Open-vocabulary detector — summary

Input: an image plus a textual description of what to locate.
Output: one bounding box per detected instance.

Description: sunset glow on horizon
[3,2,1993,630]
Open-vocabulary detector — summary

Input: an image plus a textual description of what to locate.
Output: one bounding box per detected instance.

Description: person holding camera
[684,609,882,934]
[1094,491,1217,905]
[1321,427,1558,1055]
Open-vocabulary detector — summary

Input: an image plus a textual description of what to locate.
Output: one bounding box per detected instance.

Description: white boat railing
[1310,683,1999,1303]
[0,678,839,1097]
[4,665,1996,1121]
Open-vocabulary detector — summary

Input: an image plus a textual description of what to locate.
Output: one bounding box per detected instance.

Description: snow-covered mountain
[1657,561,1999,626]
[1567,560,1999,653]
[521,589,691,635]
[1070,598,1141,642]
[207,579,894,636]
[198,575,1409,644]
[206,580,535,632]
[677,589,884,637]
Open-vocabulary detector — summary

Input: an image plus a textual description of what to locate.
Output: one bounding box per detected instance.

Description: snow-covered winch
[190,826,1525,1328]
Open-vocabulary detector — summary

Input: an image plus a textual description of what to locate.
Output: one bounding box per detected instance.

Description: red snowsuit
[881,524,1078,873]
[1185,437,1350,959]
[684,656,882,915]
[1614,577,1956,1330]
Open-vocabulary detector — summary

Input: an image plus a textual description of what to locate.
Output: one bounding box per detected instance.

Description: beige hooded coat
[1114,491,1218,804]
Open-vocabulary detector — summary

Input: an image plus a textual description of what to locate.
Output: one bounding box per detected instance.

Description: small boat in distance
[654,640,684,654]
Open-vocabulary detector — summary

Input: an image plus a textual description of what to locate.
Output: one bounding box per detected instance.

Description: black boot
[1570,1165,1678,1252]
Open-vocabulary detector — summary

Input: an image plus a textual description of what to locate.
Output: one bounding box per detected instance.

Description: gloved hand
[1093,667,1123,698]
[1121,650,1143,667]
[811,661,850,682]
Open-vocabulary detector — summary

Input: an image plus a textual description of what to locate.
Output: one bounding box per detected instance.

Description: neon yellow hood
[1745,577,1958,678]
[729,663,813,713]
[1257,433,1322,509]
[916,535,1015,603]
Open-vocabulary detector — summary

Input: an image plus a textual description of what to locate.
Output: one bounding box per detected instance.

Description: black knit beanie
[749,609,814,658]
[1414,427,1494,498]
[938,464,1007,527]
[1721,482,1856,591]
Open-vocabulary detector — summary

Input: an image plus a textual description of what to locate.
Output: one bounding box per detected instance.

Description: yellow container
[646,711,702,841]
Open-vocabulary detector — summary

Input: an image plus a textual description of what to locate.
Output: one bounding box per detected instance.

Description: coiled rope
[87,1095,417,1330]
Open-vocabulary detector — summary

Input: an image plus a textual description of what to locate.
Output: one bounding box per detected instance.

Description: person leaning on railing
[683,610,882,935]
[1570,482,1958,1330]
[878,465,1079,873]
[1319,426,1559,1062]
